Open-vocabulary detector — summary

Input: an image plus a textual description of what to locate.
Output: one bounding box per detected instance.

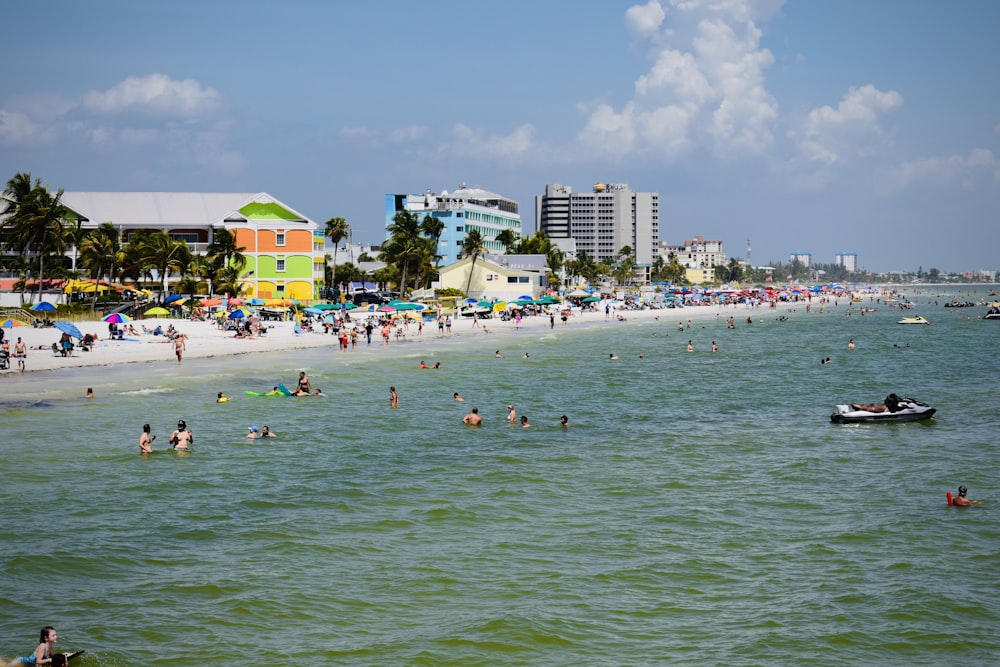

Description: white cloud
[444,123,536,161]
[81,74,221,116]
[793,84,903,164]
[625,1,666,38]
[881,148,999,192]
[0,109,52,145]
[578,0,779,161]
[387,125,428,144]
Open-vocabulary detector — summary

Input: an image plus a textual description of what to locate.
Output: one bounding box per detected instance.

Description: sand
[0,302,771,376]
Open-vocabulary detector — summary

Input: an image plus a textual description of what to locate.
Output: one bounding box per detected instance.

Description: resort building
[660,236,725,269]
[535,182,659,283]
[385,184,523,266]
[790,251,812,267]
[58,192,323,301]
[834,252,858,273]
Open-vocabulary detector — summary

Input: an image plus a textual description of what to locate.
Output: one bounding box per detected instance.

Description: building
[790,251,812,267]
[436,253,550,301]
[58,192,322,301]
[834,252,858,273]
[660,236,725,270]
[385,184,523,266]
[535,183,659,283]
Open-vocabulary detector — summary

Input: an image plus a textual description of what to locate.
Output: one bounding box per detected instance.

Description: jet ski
[831,397,936,423]
[898,315,930,325]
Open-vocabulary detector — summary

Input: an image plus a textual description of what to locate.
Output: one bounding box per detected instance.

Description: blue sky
[2,0,998,273]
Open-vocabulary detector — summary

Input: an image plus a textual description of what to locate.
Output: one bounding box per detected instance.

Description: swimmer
[559,414,571,428]
[453,392,465,402]
[711,341,717,353]
[495,350,502,358]
[609,353,619,360]
[463,407,483,426]
[389,386,399,408]
[139,423,156,455]
[506,404,516,424]
[418,360,428,369]
[687,340,693,352]
[15,626,58,665]
[86,387,94,400]
[170,420,193,450]
[216,392,230,403]
[848,338,856,350]
[520,415,531,428]
[952,485,981,507]
[313,388,326,396]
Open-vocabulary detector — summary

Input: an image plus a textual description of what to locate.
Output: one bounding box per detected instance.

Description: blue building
[385,183,522,266]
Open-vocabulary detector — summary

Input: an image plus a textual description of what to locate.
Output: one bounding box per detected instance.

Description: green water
[2,290,998,666]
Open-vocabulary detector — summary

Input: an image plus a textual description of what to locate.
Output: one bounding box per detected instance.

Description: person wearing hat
[170,420,193,450]
[952,486,981,507]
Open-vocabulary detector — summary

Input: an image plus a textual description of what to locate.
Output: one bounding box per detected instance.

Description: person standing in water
[139,424,156,455]
[170,420,193,450]
[389,386,399,408]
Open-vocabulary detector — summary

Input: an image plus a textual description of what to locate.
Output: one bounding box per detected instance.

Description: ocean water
[2,289,998,666]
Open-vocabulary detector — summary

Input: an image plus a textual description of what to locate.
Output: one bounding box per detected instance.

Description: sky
[1,0,998,274]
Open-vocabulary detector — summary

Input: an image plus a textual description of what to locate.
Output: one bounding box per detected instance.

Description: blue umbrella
[163,294,183,304]
[303,307,324,315]
[32,301,57,311]
[54,321,83,339]
[249,298,265,306]
[228,309,246,320]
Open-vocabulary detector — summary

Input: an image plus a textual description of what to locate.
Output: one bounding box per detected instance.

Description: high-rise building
[834,252,857,273]
[790,251,812,267]
[385,184,522,266]
[535,183,659,280]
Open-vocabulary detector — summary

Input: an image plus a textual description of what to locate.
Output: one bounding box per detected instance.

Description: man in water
[952,485,981,507]
[453,392,465,402]
[170,420,194,450]
[463,407,483,426]
[560,414,571,428]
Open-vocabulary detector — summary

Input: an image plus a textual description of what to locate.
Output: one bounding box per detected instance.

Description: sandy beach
[0,301,776,376]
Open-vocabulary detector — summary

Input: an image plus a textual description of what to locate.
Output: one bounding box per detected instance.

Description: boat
[898,315,930,325]
[984,303,1000,321]
[831,397,936,423]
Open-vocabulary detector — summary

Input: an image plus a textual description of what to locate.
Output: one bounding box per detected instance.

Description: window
[456,226,464,232]
[486,274,494,281]
[276,231,286,246]
[276,258,286,272]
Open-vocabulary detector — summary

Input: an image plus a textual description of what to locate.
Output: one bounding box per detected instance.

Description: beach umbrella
[395,302,425,311]
[378,305,396,312]
[163,294,183,304]
[53,321,83,339]
[303,307,325,315]
[32,301,57,311]
[1,318,27,327]
[200,298,222,307]
[492,301,507,312]
[103,313,133,323]
[144,306,171,316]
[340,302,357,310]
[228,309,247,320]
[582,296,601,302]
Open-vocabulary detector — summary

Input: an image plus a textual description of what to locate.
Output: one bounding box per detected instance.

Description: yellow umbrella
[144,307,171,316]
[492,301,507,312]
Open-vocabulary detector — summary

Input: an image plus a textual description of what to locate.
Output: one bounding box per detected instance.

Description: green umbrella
[144,307,171,316]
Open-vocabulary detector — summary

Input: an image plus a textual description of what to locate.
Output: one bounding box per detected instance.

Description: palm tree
[1,173,69,303]
[138,230,192,297]
[381,210,423,296]
[461,228,486,297]
[324,217,350,290]
[495,228,517,254]
[78,223,123,307]
[615,246,635,287]
[206,228,246,296]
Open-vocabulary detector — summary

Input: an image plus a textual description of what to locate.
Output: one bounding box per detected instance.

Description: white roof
[60,192,313,228]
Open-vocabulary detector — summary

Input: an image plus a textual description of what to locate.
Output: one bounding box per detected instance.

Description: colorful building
[59,192,323,301]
